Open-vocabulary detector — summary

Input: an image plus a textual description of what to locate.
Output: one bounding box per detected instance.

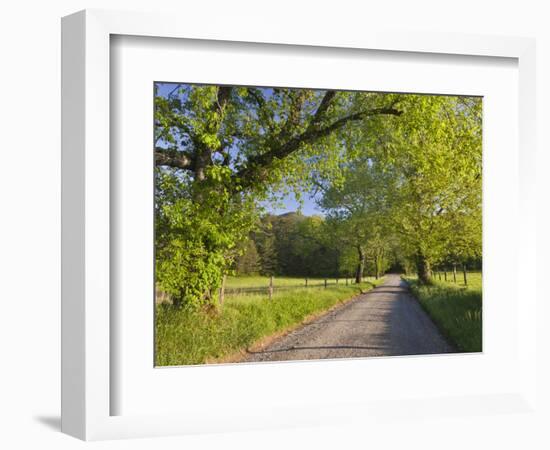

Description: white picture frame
[61,9,537,441]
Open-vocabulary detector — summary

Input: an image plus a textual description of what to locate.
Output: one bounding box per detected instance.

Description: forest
[233,212,389,280]
[154,84,482,309]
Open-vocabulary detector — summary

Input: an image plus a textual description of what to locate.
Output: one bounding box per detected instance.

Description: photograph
[153,82,482,366]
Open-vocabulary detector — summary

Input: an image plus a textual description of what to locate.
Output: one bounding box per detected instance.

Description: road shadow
[365,288,407,294]
[247,344,389,354]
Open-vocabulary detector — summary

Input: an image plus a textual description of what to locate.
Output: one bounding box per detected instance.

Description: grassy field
[225,275,377,294]
[403,272,482,352]
[155,277,384,366]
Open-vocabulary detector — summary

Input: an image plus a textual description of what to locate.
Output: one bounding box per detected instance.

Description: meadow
[224,275,370,295]
[403,272,482,352]
[155,277,383,366]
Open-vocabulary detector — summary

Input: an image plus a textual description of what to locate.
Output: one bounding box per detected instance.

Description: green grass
[403,272,482,353]
[225,275,370,291]
[155,278,384,366]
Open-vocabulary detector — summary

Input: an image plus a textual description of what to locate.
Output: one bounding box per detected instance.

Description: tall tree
[155,85,401,306]
[373,95,482,283]
[234,239,261,275]
[319,156,397,282]
[155,86,401,191]
[317,95,482,284]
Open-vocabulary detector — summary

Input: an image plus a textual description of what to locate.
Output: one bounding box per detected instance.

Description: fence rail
[156,276,378,305]
[224,276,374,301]
[432,265,470,286]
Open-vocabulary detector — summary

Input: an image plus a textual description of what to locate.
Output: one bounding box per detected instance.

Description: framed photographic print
[62,9,537,440]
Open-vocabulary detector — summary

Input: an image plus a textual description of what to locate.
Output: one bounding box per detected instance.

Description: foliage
[376,95,482,282]
[155,82,482,308]
[234,239,261,275]
[155,168,257,307]
[245,213,351,278]
[155,84,401,306]
[317,94,482,283]
[253,216,278,276]
[319,156,397,280]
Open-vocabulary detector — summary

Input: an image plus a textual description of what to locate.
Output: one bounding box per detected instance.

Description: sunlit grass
[225,275,375,289]
[155,278,384,366]
[403,272,482,353]
[429,270,482,290]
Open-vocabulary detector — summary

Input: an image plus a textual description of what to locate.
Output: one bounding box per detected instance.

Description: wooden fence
[220,276,370,304]
[156,276,374,305]
[432,264,469,286]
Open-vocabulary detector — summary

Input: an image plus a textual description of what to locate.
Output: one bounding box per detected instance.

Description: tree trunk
[416,252,432,285]
[355,245,365,284]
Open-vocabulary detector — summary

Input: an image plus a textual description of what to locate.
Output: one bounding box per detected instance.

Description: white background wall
[0,1,548,448]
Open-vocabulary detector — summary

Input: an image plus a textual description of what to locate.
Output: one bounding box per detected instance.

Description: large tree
[317,94,482,284]
[374,94,482,283]
[154,85,401,306]
[319,155,398,283]
[155,86,401,189]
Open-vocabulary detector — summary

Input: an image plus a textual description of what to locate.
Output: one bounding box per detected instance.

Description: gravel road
[244,274,454,362]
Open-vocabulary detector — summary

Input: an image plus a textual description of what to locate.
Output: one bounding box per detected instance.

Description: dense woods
[155,84,482,308]
[233,212,390,280]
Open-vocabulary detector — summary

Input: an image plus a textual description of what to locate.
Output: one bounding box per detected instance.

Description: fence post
[218,274,226,306]
[336,278,339,285]
[463,265,468,286]
[438,271,441,281]
[269,276,274,300]
[305,278,308,287]
[324,279,327,288]
[346,277,348,286]
[453,264,457,283]
[444,270,447,282]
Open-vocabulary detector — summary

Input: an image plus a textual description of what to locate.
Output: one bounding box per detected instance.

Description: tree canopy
[154,83,482,307]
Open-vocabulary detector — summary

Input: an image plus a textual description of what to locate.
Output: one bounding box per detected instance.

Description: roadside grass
[155,278,384,366]
[403,272,482,353]
[430,270,482,290]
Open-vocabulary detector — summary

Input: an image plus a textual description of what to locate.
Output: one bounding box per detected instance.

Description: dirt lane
[244,274,454,362]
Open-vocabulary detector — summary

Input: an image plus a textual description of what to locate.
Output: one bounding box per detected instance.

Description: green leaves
[318,94,482,281]
[154,82,481,303]
[155,168,258,307]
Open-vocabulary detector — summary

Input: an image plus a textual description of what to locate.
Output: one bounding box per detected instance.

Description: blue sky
[262,191,324,216]
[155,81,325,217]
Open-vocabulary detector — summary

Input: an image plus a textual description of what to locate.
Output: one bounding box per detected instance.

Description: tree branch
[237,106,401,184]
[194,86,234,180]
[278,90,307,140]
[247,88,266,109]
[216,86,233,112]
[310,90,336,125]
[155,147,193,170]
[314,107,402,137]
